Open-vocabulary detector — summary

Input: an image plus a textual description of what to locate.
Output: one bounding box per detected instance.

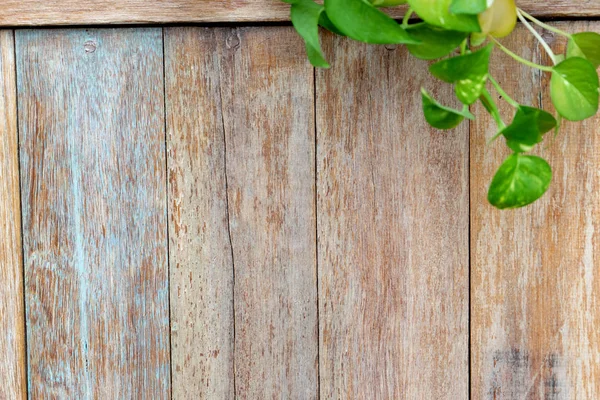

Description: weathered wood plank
[0,1,595,26]
[17,28,170,398]
[219,27,318,398]
[471,22,600,399]
[316,33,469,398]
[0,30,27,400]
[164,27,234,399]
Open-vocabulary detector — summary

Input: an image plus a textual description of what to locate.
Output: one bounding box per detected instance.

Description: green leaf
[291,0,330,68]
[567,32,600,68]
[407,0,481,32]
[450,0,488,14]
[488,154,552,209]
[421,88,475,129]
[501,106,556,152]
[406,23,468,60]
[550,57,599,121]
[324,0,419,44]
[429,43,494,105]
[370,0,408,6]
[318,11,345,36]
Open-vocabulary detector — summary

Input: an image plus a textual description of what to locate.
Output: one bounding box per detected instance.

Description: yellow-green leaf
[488,154,552,209]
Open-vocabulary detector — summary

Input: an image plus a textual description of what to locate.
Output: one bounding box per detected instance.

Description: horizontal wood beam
[1,0,599,27]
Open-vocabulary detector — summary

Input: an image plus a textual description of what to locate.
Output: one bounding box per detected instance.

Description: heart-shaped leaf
[501,106,557,152]
[406,23,468,60]
[550,57,599,121]
[567,32,600,68]
[429,43,494,105]
[478,0,517,38]
[407,0,481,32]
[488,154,552,209]
[421,88,475,129]
[290,0,330,68]
[324,0,419,44]
[450,0,488,14]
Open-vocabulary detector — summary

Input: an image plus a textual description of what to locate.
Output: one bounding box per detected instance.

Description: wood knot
[541,31,555,45]
[226,33,240,50]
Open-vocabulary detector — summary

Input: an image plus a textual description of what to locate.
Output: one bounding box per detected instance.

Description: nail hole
[84,40,97,53]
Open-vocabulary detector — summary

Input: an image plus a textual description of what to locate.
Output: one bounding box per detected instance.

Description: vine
[282,0,600,209]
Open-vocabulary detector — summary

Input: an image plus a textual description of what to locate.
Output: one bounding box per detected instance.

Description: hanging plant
[282,0,600,209]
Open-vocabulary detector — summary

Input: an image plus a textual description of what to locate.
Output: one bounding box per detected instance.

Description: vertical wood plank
[471,22,600,399]
[317,35,470,398]
[220,27,318,399]
[0,30,27,400]
[165,26,317,398]
[17,29,170,398]
[164,27,234,399]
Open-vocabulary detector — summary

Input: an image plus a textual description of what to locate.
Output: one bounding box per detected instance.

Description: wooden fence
[0,3,599,399]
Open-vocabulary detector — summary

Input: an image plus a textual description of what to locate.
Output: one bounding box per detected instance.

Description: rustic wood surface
[165,27,235,399]
[3,19,600,398]
[0,0,597,26]
[0,30,27,400]
[316,32,469,398]
[165,26,318,398]
[16,28,170,398]
[471,22,600,399]
[219,27,319,399]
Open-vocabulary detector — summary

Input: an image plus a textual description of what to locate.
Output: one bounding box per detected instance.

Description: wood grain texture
[17,28,170,398]
[316,33,469,398]
[0,0,596,26]
[219,27,318,399]
[471,22,600,399]
[164,27,234,399]
[0,30,27,400]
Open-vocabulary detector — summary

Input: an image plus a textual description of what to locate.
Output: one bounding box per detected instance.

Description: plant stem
[554,114,562,137]
[460,38,468,55]
[402,8,413,28]
[489,76,519,108]
[517,9,557,65]
[480,88,506,135]
[517,8,572,39]
[490,36,554,72]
